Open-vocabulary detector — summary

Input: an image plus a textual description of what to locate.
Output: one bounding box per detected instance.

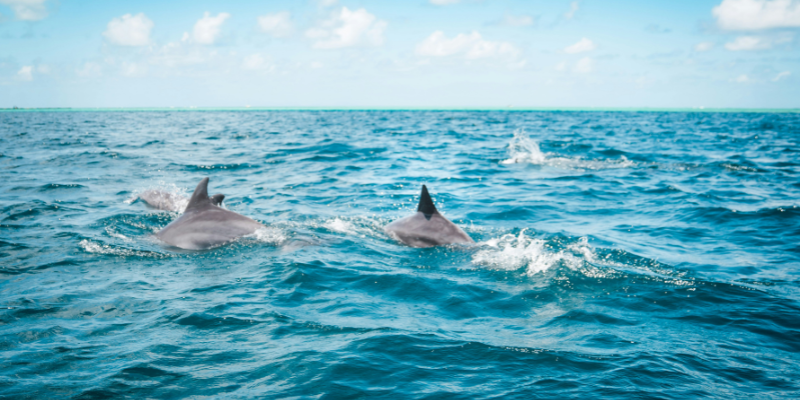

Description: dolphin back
[384,185,474,248]
[156,177,263,250]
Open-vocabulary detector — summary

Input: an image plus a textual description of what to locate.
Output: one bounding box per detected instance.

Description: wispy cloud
[713,0,800,31]
[257,12,293,38]
[0,0,48,21]
[306,7,387,49]
[192,12,230,45]
[724,36,770,51]
[416,31,520,61]
[564,38,595,54]
[103,13,154,47]
[564,1,579,19]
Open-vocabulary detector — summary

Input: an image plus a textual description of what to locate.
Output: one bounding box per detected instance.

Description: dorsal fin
[186,178,211,210]
[210,193,225,206]
[417,185,438,216]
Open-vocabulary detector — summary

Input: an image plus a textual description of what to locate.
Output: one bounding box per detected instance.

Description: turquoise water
[1,110,799,398]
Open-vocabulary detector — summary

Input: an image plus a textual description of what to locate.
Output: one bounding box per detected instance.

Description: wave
[500,129,637,170]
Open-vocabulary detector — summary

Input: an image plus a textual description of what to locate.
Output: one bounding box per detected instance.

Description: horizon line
[1,106,799,113]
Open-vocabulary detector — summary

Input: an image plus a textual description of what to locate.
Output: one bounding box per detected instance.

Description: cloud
[318,0,338,6]
[76,62,103,78]
[16,65,32,80]
[772,70,791,81]
[242,53,274,71]
[564,37,595,54]
[306,7,387,49]
[430,0,460,5]
[257,11,293,38]
[733,74,749,82]
[573,57,593,73]
[555,61,567,71]
[502,14,534,27]
[695,41,715,51]
[565,1,579,19]
[724,35,770,50]
[416,31,521,61]
[713,0,800,30]
[0,0,48,21]
[192,12,230,45]
[103,13,154,47]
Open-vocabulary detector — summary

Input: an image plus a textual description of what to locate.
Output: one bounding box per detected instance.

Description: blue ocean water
[1,110,799,399]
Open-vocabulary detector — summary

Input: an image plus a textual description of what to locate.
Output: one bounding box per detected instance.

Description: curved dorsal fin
[417,185,438,216]
[186,178,211,210]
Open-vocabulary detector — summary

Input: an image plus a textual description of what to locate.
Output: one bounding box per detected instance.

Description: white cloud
[103,13,154,47]
[573,57,593,73]
[502,14,534,27]
[306,7,387,49]
[16,65,32,81]
[242,54,274,72]
[565,1,579,19]
[724,35,770,50]
[772,70,791,81]
[555,61,567,71]
[257,11,293,38]
[564,37,596,54]
[695,41,715,51]
[713,0,800,30]
[734,74,749,82]
[76,62,103,78]
[193,12,231,45]
[0,0,48,21]
[430,0,460,5]
[120,62,147,77]
[416,31,521,60]
[318,0,337,6]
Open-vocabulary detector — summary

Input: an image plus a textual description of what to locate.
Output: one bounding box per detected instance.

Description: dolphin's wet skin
[2,110,800,399]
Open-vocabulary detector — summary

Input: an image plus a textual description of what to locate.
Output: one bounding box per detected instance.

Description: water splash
[472,231,595,276]
[501,129,637,170]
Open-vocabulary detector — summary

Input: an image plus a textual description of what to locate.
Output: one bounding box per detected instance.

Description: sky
[0,0,798,108]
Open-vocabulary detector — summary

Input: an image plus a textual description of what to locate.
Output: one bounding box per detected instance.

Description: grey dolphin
[384,185,474,248]
[156,178,263,250]
[139,189,225,212]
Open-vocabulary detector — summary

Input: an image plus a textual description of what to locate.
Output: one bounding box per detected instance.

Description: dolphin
[384,185,474,248]
[139,189,225,212]
[156,178,263,250]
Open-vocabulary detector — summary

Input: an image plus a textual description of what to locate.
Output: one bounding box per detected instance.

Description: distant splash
[501,129,636,170]
[472,230,595,275]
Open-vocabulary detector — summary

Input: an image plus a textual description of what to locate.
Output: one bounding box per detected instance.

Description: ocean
[1,110,799,399]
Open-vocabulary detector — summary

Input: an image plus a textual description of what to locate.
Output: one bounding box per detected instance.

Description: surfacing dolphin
[384,185,474,248]
[139,189,225,212]
[156,178,263,250]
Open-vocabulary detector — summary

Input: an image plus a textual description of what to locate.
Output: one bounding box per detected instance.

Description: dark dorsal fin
[210,193,225,206]
[417,185,438,216]
[186,178,211,210]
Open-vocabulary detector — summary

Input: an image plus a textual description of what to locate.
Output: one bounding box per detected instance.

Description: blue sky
[0,0,798,108]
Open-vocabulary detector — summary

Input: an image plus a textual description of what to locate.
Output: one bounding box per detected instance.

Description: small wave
[500,129,636,170]
[472,231,595,275]
[79,239,173,258]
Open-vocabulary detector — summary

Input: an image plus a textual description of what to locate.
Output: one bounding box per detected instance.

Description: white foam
[79,239,171,258]
[249,227,288,245]
[472,231,596,276]
[500,129,637,170]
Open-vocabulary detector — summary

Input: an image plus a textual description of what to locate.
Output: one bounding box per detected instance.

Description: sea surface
[1,110,799,399]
